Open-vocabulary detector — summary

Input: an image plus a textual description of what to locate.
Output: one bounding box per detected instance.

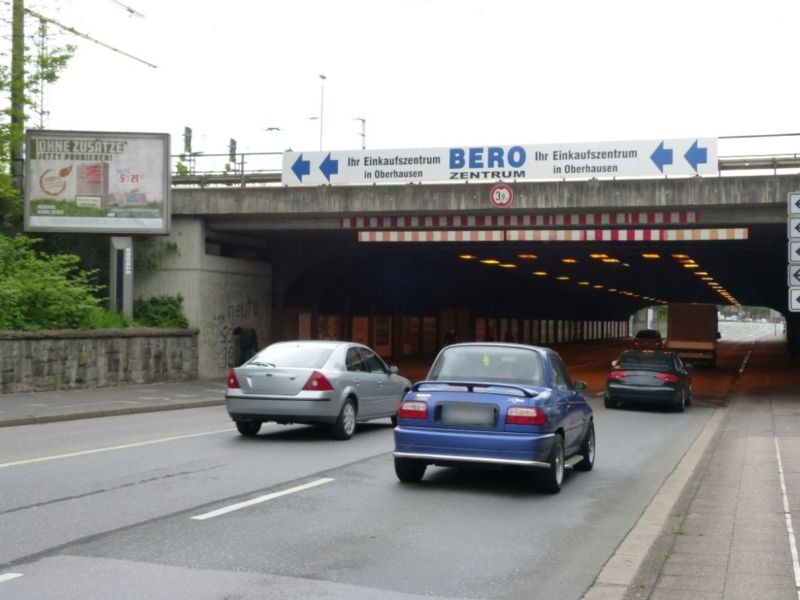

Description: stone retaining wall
[0,329,199,394]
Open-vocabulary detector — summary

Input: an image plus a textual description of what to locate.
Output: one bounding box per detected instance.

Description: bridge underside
[205,222,784,321]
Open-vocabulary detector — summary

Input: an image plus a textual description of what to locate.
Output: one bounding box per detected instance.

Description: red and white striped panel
[342,212,699,229]
[506,228,748,242]
[358,230,506,242]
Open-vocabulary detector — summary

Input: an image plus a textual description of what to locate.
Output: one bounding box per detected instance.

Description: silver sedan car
[225,340,412,440]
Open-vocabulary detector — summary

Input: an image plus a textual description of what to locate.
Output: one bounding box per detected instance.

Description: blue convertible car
[393,343,595,493]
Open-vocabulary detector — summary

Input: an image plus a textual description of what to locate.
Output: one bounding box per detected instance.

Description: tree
[0,235,105,330]
[0,1,75,231]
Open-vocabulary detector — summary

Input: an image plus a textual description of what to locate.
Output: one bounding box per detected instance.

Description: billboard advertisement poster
[24,130,171,234]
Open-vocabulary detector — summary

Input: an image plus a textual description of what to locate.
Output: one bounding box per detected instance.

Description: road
[0,325,777,599]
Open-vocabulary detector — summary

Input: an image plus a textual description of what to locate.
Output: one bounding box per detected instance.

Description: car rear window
[428,346,544,385]
[254,343,334,368]
[618,352,673,371]
[636,330,661,339]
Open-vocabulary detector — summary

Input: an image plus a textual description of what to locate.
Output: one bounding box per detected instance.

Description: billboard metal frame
[24,129,171,235]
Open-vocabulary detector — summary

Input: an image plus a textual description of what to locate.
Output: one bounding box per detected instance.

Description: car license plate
[441,403,495,427]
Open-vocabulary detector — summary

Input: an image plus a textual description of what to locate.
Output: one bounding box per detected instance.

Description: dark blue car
[393,343,595,493]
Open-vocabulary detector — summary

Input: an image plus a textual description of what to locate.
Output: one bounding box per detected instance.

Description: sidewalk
[0,379,227,427]
[586,338,800,600]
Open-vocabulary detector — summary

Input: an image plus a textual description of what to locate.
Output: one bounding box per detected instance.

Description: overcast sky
[25,0,800,166]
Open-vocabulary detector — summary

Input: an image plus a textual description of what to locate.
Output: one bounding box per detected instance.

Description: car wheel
[235,421,261,437]
[604,396,617,409]
[674,389,686,413]
[394,456,426,482]
[390,413,398,427]
[331,398,357,440]
[536,434,565,494]
[573,423,595,472]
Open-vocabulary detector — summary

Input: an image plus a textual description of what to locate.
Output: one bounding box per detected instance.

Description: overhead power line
[24,6,157,68]
[108,0,145,18]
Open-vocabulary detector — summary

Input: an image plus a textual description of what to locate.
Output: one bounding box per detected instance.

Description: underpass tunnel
[208,211,792,360]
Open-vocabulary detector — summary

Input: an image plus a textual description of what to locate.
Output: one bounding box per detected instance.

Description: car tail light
[227,369,240,389]
[633,340,641,348]
[398,400,428,419]
[302,371,335,391]
[656,373,680,383]
[506,407,546,425]
[607,370,628,380]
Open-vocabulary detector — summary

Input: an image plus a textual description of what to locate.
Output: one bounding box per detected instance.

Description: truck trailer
[666,303,720,367]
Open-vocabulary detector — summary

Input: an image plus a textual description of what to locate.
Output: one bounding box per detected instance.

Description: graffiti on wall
[202,290,263,369]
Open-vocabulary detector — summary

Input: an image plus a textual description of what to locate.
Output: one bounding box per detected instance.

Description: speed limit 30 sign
[489,183,513,208]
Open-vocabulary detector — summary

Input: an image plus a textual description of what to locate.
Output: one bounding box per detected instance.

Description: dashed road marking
[191,478,335,521]
[0,573,23,583]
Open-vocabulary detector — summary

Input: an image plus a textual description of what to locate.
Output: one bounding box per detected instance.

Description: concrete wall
[135,217,272,379]
[0,329,197,394]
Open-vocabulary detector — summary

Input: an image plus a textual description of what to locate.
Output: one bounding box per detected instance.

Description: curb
[0,399,225,428]
[581,406,727,599]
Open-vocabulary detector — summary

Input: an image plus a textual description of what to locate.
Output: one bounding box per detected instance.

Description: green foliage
[134,238,179,276]
[0,234,106,330]
[133,294,189,328]
[0,9,75,229]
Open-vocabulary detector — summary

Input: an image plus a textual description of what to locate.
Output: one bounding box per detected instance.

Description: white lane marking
[0,573,23,583]
[739,349,753,374]
[774,437,800,598]
[0,428,235,469]
[191,478,335,521]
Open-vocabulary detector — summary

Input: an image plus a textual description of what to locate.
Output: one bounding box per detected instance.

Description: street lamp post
[318,74,326,150]
[354,117,366,150]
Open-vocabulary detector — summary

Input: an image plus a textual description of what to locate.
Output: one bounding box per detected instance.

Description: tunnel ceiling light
[557,276,570,281]
[694,271,709,276]
[533,271,548,276]
[562,258,578,264]
[499,263,517,269]
[702,277,714,281]
[480,259,500,265]
[593,284,604,289]
[642,253,660,259]
[517,253,538,259]
[459,254,479,260]
[577,281,590,286]
[608,288,618,292]
[683,263,699,269]
[602,258,620,264]
[672,253,690,259]
[589,253,608,259]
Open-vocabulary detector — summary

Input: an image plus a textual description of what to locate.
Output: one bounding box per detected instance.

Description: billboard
[24,130,171,234]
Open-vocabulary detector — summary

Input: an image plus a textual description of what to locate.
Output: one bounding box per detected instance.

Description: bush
[0,235,106,330]
[134,294,189,328]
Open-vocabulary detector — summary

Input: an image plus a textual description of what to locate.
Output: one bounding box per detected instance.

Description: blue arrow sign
[291,154,310,181]
[319,153,339,181]
[684,140,708,172]
[650,142,673,173]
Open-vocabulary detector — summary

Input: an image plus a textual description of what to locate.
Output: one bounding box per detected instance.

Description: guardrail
[169,154,800,188]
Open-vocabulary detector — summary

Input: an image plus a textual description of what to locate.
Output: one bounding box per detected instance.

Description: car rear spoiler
[412,380,539,398]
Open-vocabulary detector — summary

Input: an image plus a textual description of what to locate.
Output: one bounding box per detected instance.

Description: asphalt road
[0,328,772,600]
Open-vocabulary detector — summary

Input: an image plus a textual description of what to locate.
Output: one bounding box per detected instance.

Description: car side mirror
[574,380,588,391]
